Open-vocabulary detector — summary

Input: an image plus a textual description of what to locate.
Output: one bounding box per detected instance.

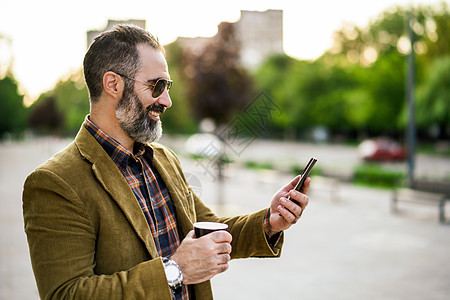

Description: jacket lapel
[74,126,159,258]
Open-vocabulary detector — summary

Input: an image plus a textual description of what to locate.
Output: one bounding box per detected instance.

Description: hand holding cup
[171,222,232,284]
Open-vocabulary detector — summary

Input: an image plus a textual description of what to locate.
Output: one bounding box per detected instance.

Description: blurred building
[177,9,284,69]
[235,10,284,69]
[86,19,146,48]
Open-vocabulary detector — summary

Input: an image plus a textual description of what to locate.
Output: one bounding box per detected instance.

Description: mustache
[145,103,166,115]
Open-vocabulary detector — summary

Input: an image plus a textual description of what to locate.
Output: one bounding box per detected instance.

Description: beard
[115,88,165,144]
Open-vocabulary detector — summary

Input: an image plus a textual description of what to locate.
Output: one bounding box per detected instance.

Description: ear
[102,71,125,100]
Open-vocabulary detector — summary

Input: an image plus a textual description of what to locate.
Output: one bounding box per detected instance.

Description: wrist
[264,208,275,238]
[264,208,283,248]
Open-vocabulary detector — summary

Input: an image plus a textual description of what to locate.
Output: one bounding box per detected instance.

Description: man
[23,24,310,300]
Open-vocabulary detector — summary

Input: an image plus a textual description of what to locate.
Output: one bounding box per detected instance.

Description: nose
[157,89,172,109]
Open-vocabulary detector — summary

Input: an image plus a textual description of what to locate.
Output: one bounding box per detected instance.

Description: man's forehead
[138,45,166,64]
[137,44,168,76]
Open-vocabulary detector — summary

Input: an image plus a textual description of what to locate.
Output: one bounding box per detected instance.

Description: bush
[353,163,405,188]
[245,161,274,170]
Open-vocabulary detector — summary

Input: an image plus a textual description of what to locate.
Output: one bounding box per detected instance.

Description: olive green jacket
[23,126,283,300]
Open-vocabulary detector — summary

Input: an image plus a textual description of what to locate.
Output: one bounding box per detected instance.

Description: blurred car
[358,138,407,161]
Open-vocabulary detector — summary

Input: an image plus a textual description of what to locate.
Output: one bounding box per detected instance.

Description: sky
[0,0,446,103]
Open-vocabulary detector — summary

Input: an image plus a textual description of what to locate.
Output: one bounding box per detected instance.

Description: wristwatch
[162,257,183,292]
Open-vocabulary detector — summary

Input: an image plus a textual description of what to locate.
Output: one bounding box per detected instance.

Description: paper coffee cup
[193,222,228,237]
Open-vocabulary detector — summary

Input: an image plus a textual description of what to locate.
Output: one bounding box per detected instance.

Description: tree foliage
[28,70,89,135]
[162,41,197,134]
[27,96,64,133]
[415,55,450,135]
[253,2,450,140]
[180,22,254,127]
[0,75,27,137]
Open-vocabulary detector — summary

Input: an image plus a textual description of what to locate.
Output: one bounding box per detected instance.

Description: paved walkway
[1,137,449,300]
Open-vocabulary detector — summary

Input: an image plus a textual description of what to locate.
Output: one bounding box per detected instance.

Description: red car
[358,138,407,161]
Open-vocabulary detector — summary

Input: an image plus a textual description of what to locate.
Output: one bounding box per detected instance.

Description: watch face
[165,264,180,281]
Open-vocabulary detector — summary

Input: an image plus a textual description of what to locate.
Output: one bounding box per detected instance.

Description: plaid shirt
[84,117,189,300]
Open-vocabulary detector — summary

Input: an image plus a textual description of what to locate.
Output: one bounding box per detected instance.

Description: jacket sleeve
[23,168,172,300]
[156,144,285,260]
[193,193,284,259]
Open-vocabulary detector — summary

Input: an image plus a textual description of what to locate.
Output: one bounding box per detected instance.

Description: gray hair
[83,24,165,102]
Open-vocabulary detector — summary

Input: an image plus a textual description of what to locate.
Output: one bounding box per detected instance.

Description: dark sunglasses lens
[152,80,167,98]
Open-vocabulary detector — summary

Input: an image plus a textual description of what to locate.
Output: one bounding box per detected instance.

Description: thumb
[185,230,196,239]
[284,175,301,193]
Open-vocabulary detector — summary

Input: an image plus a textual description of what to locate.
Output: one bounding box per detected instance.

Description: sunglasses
[114,72,173,98]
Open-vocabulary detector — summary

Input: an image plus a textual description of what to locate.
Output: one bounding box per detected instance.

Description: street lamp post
[406,8,416,189]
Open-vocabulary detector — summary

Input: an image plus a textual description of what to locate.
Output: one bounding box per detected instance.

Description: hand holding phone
[272,157,318,225]
[288,157,317,203]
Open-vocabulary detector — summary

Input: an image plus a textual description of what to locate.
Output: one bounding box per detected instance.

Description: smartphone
[288,157,317,203]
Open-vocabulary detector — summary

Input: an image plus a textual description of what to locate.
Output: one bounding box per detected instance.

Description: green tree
[418,2,450,60]
[320,2,449,138]
[27,96,64,134]
[253,54,298,135]
[163,41,197,134]
[0,75,27,137]
[359,51,405,133]
[53,71,90,134]
[415,55,450,137]
[329,3,449,67]
[28,70,89,135]
[255,54,363,138]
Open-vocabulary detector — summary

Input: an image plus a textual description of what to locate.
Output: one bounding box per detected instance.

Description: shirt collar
[84,115,154,169]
